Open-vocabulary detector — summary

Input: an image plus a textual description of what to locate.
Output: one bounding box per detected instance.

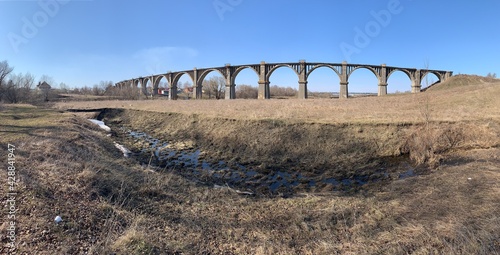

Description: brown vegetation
[235,85,258,99]
[55,75,500,124]
[1,75,499,254]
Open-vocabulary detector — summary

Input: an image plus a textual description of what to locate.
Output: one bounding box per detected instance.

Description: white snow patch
[88,119,111,132]
[114,142,132,158]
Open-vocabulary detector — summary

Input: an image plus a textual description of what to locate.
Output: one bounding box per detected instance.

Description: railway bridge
[115,61,453,100]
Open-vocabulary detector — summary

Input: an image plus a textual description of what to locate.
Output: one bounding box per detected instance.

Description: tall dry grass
[54,77,500,125]
[0,76,499,254]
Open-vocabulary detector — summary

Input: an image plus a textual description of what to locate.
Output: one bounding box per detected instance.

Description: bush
[235,85,258,99]
[402,125,465,167]
[104,86,141,100]
[270,85,297,97]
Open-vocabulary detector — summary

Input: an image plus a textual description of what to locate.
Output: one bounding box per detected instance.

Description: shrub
[402,125,465,167]
[235,84,258,99]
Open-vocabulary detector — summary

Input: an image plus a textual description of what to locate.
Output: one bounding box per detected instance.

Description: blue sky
[1,0,499,93]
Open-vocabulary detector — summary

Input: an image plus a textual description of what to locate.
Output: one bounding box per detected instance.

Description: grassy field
[55,75,500,124]
[1,75,499,254]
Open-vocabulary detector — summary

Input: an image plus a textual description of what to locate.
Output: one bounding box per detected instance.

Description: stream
[89,119,417,196]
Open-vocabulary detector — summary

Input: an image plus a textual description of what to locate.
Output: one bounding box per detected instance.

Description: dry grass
[55,76,500,124]
[0,75,499,254]
[0,110,498,254]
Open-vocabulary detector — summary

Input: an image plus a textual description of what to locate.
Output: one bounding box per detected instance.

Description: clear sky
[1,0,499,93]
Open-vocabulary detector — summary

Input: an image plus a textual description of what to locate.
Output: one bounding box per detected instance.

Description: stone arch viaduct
[115,61,453,100]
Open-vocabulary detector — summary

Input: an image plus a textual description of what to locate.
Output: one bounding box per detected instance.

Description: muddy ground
[97,108,498,195]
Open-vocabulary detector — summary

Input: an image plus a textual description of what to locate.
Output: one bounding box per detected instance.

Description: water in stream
[89,119,418,195]
[119,127,418,195]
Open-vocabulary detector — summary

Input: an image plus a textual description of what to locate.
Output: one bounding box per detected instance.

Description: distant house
[37,81,51,91]
[37,81,51,101]
[158,87,169,96]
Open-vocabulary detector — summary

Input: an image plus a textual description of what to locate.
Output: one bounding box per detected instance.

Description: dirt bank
[2,105,500,254]
[100,109,499,188]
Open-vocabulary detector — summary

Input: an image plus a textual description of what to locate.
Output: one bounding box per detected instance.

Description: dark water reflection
[115,127,418,195]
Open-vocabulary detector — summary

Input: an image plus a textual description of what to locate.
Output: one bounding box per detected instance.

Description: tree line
[0,60,44,104]
[0,58,302,103]
[0,59,137,103]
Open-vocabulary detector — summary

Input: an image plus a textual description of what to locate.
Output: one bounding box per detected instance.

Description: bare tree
[3,72,35,103]
[270,85,298,97]
[100,81,114,95]
[92,81,112,96]
[0,60,15,102]
[421,60,432,128]
[15,72,35,101]
[203,76,225,99]
[236,84,258,99]
[0,60,14,86]
[59,82,69,93]
[3,80,19,103]
[103,82,141,100]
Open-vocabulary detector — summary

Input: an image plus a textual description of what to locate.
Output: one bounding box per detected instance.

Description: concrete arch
[153,75,169,87]
[133,79,140,87]
[131,79,147,97]
[171,72,195,89]
[387,68,413,82]
[347,66,380,82]
[232,66,260,85]
[198,68,226,86]
[421,70,443,82]
[420,71,442,89]
[386,69,414,93]
[306,64,342,80]
[141,78,152,96]
[266,64,300,81]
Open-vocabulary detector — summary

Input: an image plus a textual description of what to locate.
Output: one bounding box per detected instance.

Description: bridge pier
[152,85,158,96]
[193,85,203,99]
[378,64,388,96]
[258,81,270,99]
[411,84,421,93]
[298,81,308,99]
[340,62,349,99]
[340,82,348,99]
[378,83,388,96]
[412,70,422,93]
[258,61,270,99]
[225,84,236,99]
[169,85,178,100]
[298,60,308,99]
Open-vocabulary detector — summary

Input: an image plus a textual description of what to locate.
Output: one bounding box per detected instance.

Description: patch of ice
[88,119,111,132]
[114,142,132,158]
